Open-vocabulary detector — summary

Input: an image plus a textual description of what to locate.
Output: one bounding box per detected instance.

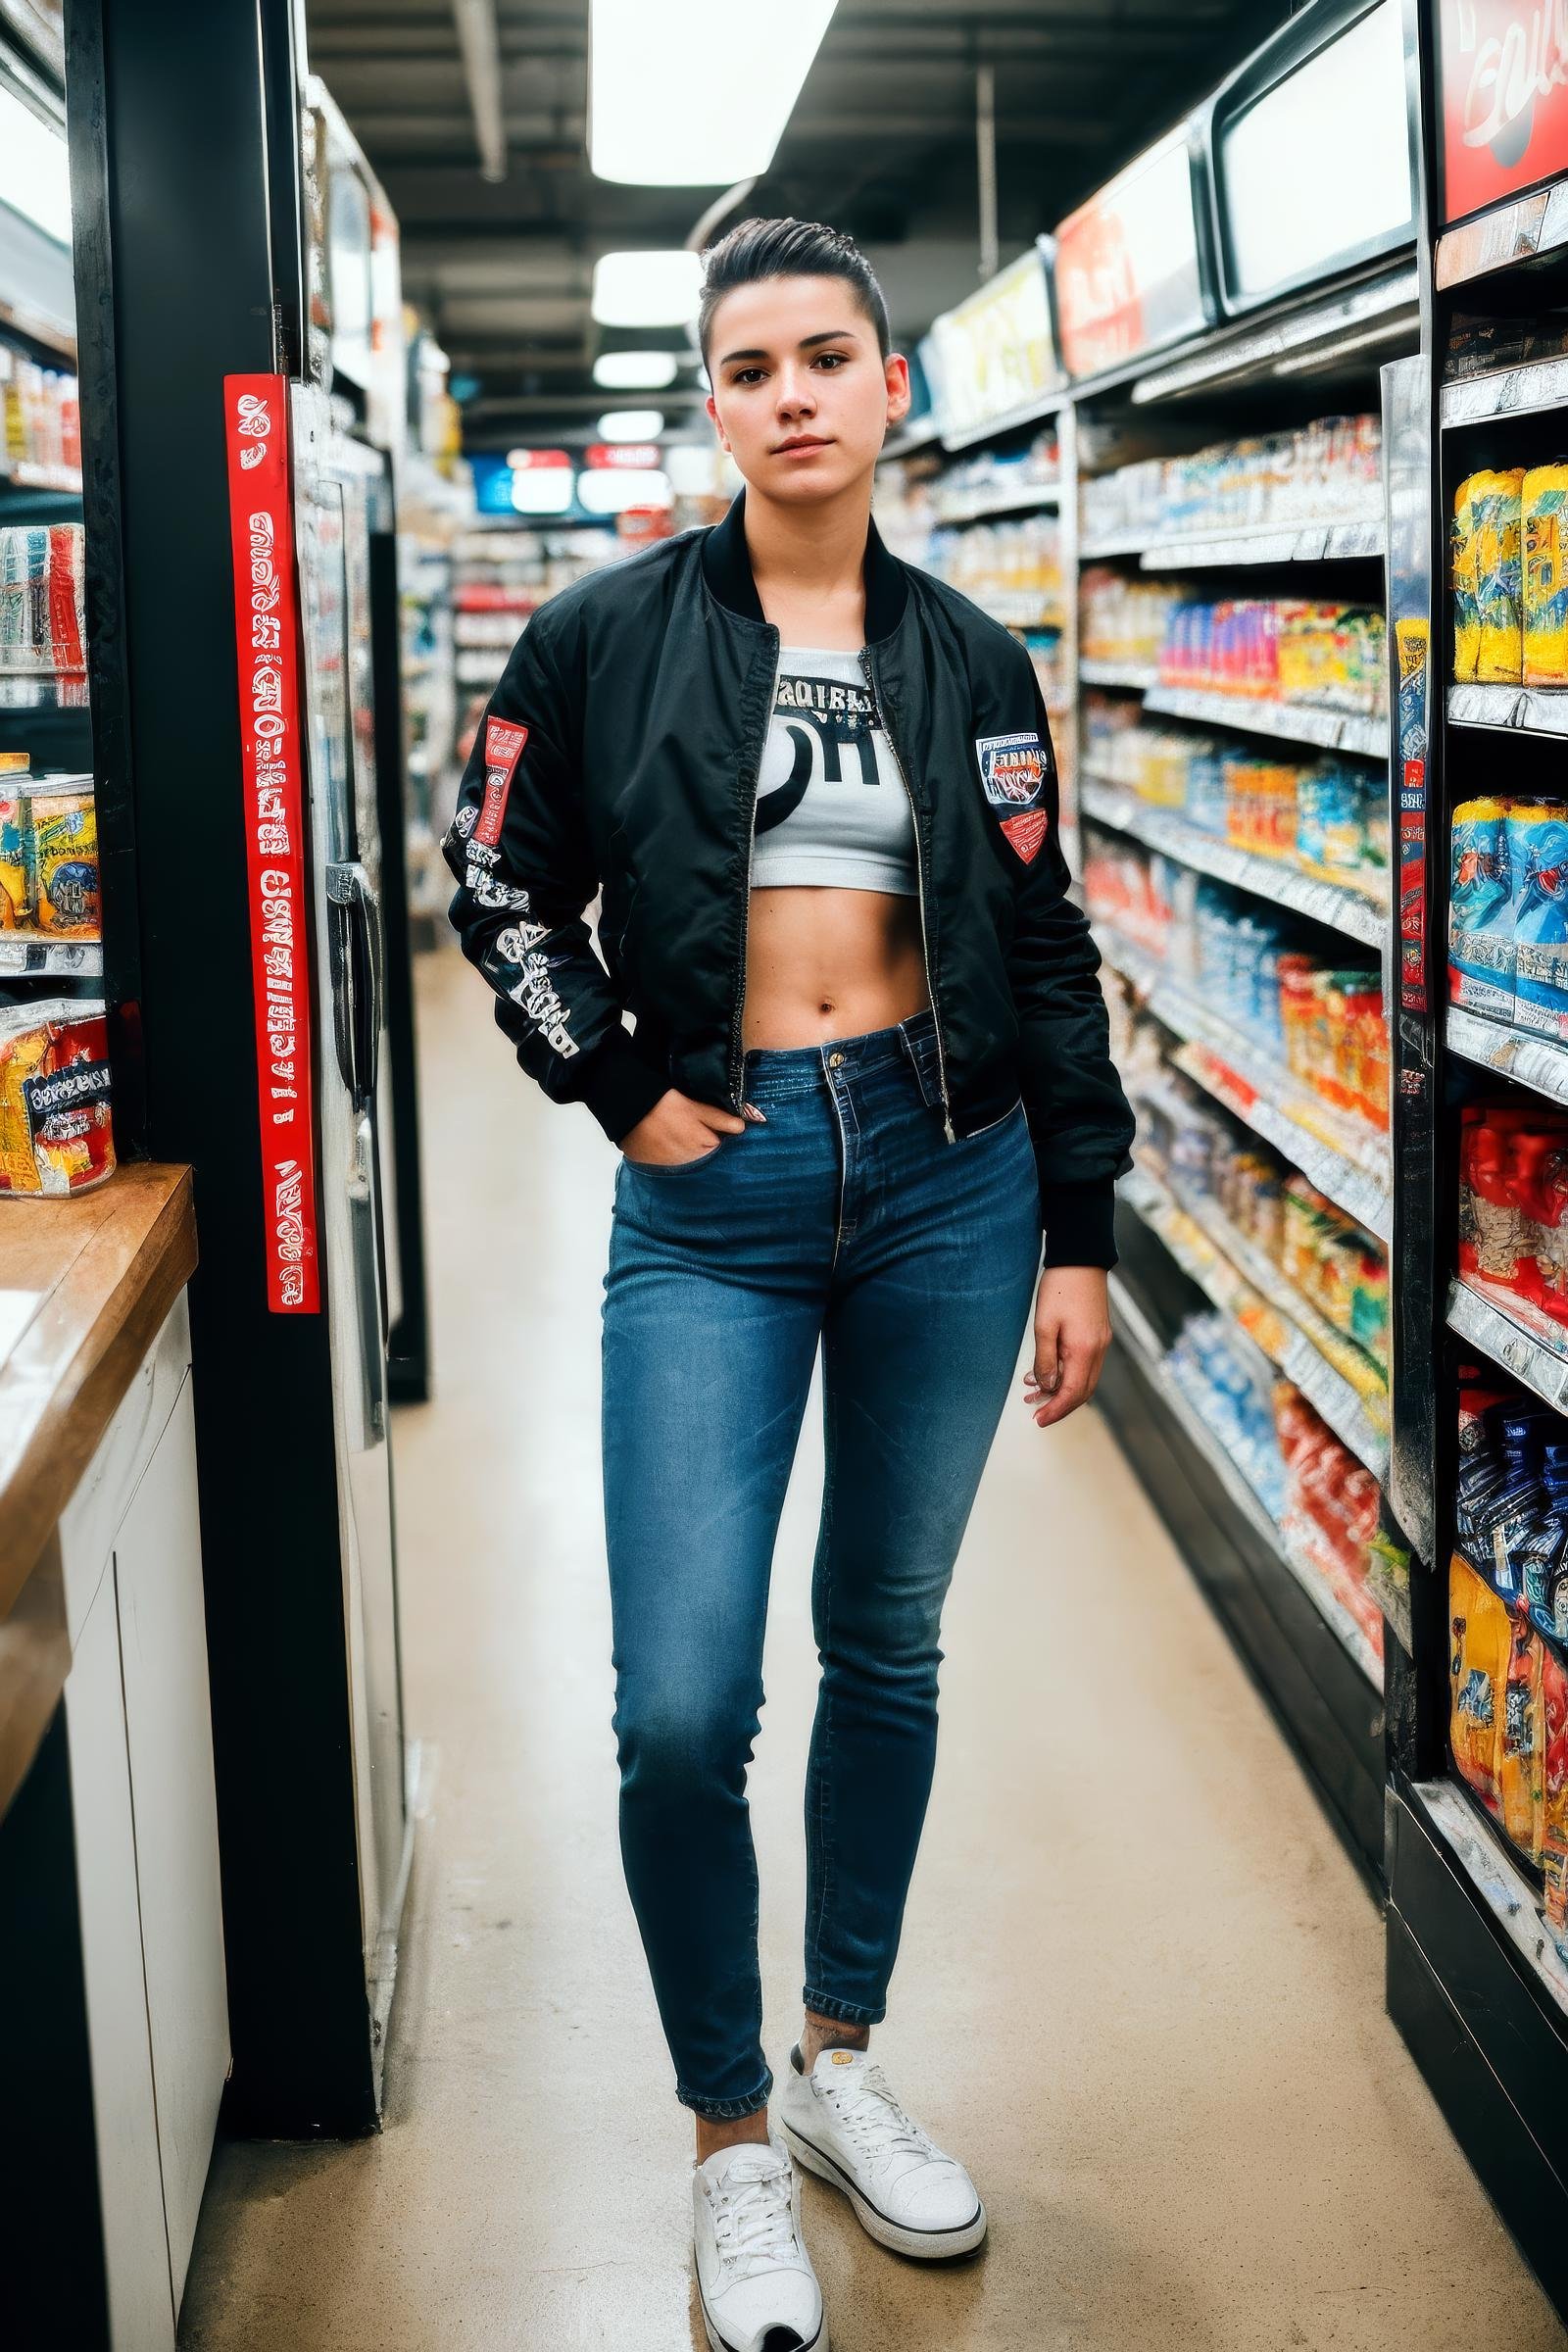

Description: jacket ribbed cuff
[572,1028,670,1145]
[1039,1177,1118,1271]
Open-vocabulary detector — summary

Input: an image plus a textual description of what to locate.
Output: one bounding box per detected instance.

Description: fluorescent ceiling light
[591,0,837,185]
[577,468,673,514]
[593,350,680,390]
[592,250,703,328]
[598,409,664,439]
[0,88,72,246]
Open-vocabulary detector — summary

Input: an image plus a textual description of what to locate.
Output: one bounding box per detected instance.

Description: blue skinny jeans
[600,1006,1042,2119]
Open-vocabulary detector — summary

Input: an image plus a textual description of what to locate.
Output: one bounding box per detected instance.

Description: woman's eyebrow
[717,327,861,368]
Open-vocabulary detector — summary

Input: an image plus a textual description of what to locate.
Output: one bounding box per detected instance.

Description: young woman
[445,219,1133,2352]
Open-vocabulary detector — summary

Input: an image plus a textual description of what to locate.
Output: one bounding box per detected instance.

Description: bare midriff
[741,885,930,1051]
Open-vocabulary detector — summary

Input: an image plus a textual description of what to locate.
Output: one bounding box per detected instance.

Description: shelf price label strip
[223,373,321,1316]
[1446,1277,1568,1417]
[1447,1006,1568,1112]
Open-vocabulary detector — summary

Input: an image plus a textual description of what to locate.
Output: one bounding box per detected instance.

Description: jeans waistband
[741,1004,937,1099]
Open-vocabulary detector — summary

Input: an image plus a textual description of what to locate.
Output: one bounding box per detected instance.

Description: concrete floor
[179,946,1567,2351]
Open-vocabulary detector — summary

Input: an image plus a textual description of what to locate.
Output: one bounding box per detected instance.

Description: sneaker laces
[709,2160,800,2278]
[823,2062,939,2166]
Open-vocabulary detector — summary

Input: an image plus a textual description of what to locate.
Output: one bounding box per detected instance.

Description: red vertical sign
[223,374,320,1313]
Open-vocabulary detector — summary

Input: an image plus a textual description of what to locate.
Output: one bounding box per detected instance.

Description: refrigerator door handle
[326,858,384,1109]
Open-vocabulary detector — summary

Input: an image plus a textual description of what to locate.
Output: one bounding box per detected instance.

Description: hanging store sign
[1437,1,1568,222]
[927,244,1062,437]
[1054,124,1210,380]
[223,372,321,1315]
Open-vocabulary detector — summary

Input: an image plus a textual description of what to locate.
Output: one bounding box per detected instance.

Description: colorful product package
[1452,473,1482,683]
[1450,1550,1511,1817]
[1541,1644,1568,1960]
[1523,462,1568,686]
[26,781,98,937]
[0,778,27,929]
[1475,467,1527,684]
[1501,1612,1544,1858]
[1509,801,1568,1040]
[0,997,115,1196]
[1448,798,1514,1017]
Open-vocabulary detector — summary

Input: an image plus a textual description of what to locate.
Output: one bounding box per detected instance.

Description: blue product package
[1448,798,1513,1019]
[1510,803,1568,1040]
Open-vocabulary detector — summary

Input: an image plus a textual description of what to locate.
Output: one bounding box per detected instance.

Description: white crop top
[748,646,918,896]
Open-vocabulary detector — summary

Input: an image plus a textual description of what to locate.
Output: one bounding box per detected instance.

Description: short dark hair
[698,217,891,367]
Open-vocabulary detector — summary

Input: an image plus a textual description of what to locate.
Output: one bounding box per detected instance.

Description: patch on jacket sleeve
[475,718,530,847]
[975,731,1050,863]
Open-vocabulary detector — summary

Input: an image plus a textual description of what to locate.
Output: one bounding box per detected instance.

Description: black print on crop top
[750,649,918,896]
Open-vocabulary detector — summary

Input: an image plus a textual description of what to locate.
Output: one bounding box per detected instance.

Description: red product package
[1540,1645,1568,1949]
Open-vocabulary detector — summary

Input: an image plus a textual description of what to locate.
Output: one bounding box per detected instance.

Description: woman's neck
[744,482,871,650]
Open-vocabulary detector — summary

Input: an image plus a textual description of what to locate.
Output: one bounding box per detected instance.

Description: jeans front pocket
[620,1133,732,1179]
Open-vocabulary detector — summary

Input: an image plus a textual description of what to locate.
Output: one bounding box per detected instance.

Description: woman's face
[705,272,910,505]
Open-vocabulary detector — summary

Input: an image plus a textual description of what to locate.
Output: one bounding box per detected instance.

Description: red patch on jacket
[1000,808,1049,864]
[475,718,529,847]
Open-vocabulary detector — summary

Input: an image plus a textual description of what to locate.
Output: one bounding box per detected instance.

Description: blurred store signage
[926,243,1062,436]
[584,442,662,468]
[1054,123,1211,379]
[1437,0,1568,222]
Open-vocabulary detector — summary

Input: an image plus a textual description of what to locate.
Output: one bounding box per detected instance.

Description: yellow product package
[1524,462,1568,686]
[1452,473,1482,683]
[27,782,98,937]
[1449,1550,1510,1819]
[1475,466,1526,684]
[0,1005,52,1193]
[1500,1611,1544,1859]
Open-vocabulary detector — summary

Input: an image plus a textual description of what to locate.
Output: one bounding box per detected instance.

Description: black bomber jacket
[442,491,1135,1268]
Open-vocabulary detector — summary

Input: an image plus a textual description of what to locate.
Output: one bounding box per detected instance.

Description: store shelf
[942,387,1066,454]
[1141,683,1386,760]
[1103,1262,1387,1885]
[1128,263,1419,407]
[1441,352,1568,430]
[0,936,102,977]
[1078,659,1158,692]
[880,417,946,462]
[1082,515,1383,568]
[933,480,1059,524]
[1099,931,1394,1240]
[1119,1163,1389,1488]
[1446,1006,1568,1112]
[1412,1780,1568,2024]
[0,675,89,710]
[1081,778,1386,948]
[1447,682,1568,739]
[0,458,81,496]
[1446,1276,1568,1415]
[975,596,1064,631]
[1436,182,1568,292]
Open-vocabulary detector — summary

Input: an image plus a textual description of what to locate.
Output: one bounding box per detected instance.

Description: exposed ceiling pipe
[975,61,998,284]
[450,0,508,183]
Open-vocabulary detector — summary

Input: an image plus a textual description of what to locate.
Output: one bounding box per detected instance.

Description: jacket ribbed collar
[699,487,909,643]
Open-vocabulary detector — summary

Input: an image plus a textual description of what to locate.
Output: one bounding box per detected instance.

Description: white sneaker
[692,2131,827,2352]
[778,2045,987,2260]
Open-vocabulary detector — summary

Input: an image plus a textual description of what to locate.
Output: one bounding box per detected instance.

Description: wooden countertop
[1,1163,196,1613]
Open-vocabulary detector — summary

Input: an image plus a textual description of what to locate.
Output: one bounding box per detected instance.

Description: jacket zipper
[862,646,956,1140]
[727,626,783,1110]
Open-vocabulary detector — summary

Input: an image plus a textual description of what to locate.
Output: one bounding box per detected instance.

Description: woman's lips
[775,436,830,455]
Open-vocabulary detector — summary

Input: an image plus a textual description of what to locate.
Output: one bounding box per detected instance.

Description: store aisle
[178,948,1565,2352]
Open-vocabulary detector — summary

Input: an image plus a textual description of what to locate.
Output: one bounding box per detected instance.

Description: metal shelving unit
[1139,682,1387,759]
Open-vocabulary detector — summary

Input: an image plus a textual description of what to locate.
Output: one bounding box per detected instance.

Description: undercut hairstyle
[698,217,892,367]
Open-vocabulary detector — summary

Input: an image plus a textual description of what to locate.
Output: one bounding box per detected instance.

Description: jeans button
[827,1051,845,1067]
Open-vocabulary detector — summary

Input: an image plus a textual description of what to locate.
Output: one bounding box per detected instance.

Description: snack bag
[1523,462,1568,686]
[0,785,26,929]
[1448,798,1514,1017]
[1452,473,1483,683]
[1510,803,1568,1040]
[0,997,114,1195]
[28,782,97,937]
[1475,467,1526,684]
[1501,1613,1544,1858]
[1449,1550,1510,1817]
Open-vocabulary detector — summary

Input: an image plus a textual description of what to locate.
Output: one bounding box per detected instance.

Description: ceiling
[303,0,1297,448]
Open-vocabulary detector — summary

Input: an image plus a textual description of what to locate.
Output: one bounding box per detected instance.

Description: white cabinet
[62,1295,228,2350]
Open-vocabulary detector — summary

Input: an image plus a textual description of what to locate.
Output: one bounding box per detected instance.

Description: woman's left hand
[1023,1266,1112,1429]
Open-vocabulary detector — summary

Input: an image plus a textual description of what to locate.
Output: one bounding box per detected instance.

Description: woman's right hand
[620,1090,750,1167]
